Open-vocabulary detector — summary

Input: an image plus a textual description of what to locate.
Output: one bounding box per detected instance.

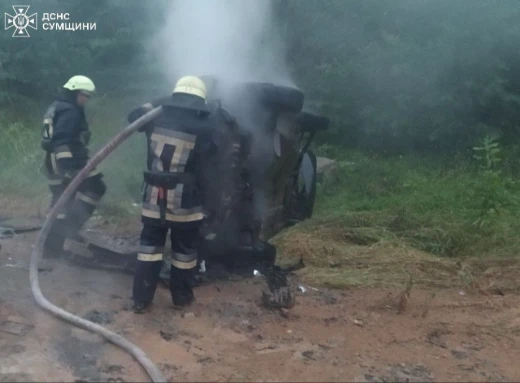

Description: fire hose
[29,107,166,383]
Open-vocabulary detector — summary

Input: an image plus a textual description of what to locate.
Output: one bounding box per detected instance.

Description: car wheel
[243,82,304,113]
[299,149,317,218]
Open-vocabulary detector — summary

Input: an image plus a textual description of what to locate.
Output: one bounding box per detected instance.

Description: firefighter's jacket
[41,94,92,177]
[128,94,218,227]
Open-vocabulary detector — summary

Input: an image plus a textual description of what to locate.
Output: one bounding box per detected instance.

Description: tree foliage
[1,0,520,153]
[279,0,520,152]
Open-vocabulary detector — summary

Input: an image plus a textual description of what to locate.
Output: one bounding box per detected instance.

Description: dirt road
[1,231,520,382]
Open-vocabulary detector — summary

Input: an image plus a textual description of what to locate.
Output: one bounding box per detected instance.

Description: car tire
[283,149,318,223]
[244,82,304,113]
[301,149,317,218]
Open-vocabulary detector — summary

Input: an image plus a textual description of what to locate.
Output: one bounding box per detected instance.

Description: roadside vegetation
[275,141,520,291]
[315,140,520,258]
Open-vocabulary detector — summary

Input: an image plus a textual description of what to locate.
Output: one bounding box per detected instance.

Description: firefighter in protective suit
[41,76,106,256]
[128,76,217,312]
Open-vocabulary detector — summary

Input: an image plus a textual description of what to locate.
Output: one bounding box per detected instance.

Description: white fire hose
[29,107,166,383]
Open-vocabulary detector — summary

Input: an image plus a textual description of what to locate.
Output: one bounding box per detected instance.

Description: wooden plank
[80,232,137,255]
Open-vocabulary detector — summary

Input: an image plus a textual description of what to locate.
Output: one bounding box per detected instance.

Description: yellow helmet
[63,75,96,93]
[173,76,207,100]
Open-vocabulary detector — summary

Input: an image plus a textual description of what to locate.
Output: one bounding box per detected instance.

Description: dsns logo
[5,5,37,37]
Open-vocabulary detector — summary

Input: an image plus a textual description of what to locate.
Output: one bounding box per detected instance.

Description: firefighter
[41,75,106,257]
[128,75,217,312]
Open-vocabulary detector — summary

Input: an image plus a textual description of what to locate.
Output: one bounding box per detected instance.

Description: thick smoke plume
[153,0,293,87]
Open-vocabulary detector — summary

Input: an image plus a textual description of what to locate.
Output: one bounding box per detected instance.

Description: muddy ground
[1,230,520,382]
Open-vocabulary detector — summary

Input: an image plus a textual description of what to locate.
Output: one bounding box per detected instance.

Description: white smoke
[152,0,293,87]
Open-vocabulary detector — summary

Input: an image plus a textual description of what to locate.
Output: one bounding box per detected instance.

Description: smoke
[152,0,293,88]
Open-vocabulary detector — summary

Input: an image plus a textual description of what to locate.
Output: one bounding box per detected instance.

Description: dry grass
[274,220,520,293]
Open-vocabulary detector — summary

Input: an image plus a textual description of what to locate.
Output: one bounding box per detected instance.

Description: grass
[275,147,520,291]
[274,223,463,289]
[314,149,520,258]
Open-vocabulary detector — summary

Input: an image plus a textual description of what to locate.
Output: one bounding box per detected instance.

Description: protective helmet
[63,75,96,93]
[173,76,207,101]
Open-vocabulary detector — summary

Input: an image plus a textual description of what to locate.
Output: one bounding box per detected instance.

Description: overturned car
[71,81,330,275]
[199,80,330,271]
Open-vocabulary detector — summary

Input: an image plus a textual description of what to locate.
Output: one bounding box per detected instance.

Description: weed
[472,137,514,228]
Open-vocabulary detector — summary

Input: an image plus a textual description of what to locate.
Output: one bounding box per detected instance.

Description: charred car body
[199,80,329,272]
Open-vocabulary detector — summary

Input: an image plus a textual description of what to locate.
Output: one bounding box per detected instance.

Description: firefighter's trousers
[133,224,199,304]
[44,163,106,254]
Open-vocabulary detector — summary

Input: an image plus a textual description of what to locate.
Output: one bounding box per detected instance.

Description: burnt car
[198,80,330,272]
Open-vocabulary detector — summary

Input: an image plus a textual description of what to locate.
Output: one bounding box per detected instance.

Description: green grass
[311,148,520,258]
[274,147,520,290]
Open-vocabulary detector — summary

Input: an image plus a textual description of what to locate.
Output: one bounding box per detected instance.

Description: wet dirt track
[1,232,520,382]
